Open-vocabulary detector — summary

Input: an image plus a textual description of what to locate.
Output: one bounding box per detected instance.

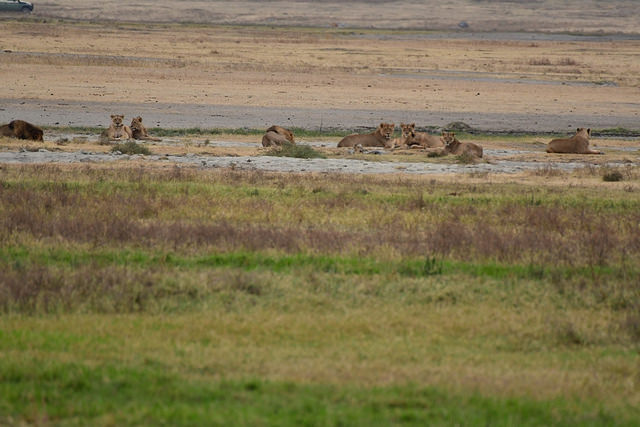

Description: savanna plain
[1,1,640,425]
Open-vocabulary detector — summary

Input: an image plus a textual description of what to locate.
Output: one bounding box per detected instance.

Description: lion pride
[262,125,295,147]
[546,128,602,154]
[337,123,395,148]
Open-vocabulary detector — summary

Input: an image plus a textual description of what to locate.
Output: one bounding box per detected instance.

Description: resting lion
[441,132,483,158]
[401,123,443,148]
[337,123,395,148]
[101,114,132,141]
[262,125,295,147]
[0,120,44,141]
[546,128,602,154]
[130,116,161,141]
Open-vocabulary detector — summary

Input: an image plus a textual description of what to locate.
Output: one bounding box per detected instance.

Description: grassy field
[1,164,639,424]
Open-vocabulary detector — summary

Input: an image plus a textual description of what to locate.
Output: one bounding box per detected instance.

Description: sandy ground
[1,20,639,132]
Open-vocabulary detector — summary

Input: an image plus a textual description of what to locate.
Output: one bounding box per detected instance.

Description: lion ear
[587,128,591,135]
[110,114,115,119]
[410,123,415,128]
[577,127,581,132]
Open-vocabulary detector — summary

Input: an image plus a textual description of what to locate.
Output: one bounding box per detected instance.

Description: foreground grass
[0,164,639,424]
[0,359,624,426]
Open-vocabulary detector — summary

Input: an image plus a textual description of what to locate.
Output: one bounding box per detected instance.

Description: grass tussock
[602,169,624,182]
[265,142,326,159]
[111,141,152,155]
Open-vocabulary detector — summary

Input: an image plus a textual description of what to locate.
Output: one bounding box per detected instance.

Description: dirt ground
[1,19,639,132]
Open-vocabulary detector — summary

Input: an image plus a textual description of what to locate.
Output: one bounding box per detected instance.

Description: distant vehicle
[0,0,33,13]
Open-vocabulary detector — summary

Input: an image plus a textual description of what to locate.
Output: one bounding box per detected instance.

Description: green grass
[2,246,636,282]
[111,140,152,155]
[0,360,626,426]
[265,141,327,159]
[41,124,640,139]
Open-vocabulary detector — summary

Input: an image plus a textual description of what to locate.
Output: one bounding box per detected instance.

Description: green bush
[602,170,624,182]
[111,141,152,155]
[266,142,326,159]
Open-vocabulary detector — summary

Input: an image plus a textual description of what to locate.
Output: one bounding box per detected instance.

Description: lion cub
[101,114,132,142]
[441,132,483,158]
[130,116,161,141]
[338,123,395,148]
[262,125,295,147]
[546,128,602,154]
[400,123,443,148]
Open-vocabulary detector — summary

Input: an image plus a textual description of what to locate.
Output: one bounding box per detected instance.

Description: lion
[546,128,602,154]
[101,114,132,141]
[441,132,483,158]
[401,123,443,148]
[262,125,295,147]
[337,123,395,148]
[130,116,161,141]
[0,120,44,141]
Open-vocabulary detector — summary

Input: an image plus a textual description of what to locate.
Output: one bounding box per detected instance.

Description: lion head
[110,114,125,128]
[400,123,416,140]
[378,123,395,140]
[130,116,143,130]
[440,131,455,146]
[576,128,591,138]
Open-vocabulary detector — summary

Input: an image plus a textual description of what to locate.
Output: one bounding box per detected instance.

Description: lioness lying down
[338,123,395,148]
[130,116,161,141]
[400,123,443,148]
[262,125,295,147]
[101,114,132,141]
[441,132,483,158]
[546,128,602,154]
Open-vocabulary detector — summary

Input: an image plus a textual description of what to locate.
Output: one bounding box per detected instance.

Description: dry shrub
[0,264,175,313]
[557,57,579,66]
[529,57,551,66]
[455,152,476,164]
[602,169,624,182]
[532,165,563,177]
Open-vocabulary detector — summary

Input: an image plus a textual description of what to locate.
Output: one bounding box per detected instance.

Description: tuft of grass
[427,150,446,158]
[265,142,326,159]
[455,152,476,164]
[603,170,624,182]
[111,141,152,155]
[529,57,552,66]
